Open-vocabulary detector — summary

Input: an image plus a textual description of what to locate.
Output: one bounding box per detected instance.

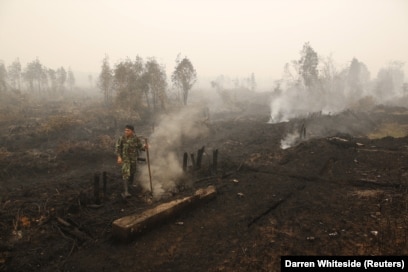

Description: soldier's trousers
[122,159,137,184]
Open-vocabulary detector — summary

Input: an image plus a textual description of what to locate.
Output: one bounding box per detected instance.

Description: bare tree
[283,61,301,87]
[319,54,345,95]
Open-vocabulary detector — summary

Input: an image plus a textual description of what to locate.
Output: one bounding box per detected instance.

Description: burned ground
[0,92,408,272]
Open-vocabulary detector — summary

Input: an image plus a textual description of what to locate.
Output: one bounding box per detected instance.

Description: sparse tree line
[98,54,197,116]
[1,43,406,111]
[281,42,407,102]
[209,42,407,108]
[0,58,75,96]
[0,54,198,118]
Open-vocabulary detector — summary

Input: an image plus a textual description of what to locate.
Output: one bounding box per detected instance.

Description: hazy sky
[1,0,407,87]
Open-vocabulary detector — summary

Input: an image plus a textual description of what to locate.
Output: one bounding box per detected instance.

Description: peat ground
[1,92,408,271]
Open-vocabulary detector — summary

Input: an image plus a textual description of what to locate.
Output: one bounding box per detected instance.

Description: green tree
[47,69,57,94]
[56,67,67,94]
[146,58,167,111]
[298,42,319,88]
[114,59,133,92]
[7,58,21,90]
[22,62,35,92]
[0,61,7,93]
[113,56,148,112]
[375,61,405,99]
[210,75,225,91]
[130,56,150,111]
[171,56,197,105]
[403,83,408,96]
[67,68,75,92]
[98,55,113,105]
[347,58,370,98]
[88,74,93,89]
[249,72,256,92]
[23,58,45,94]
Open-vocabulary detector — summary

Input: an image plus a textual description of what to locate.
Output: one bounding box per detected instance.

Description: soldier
[115,125,146,198]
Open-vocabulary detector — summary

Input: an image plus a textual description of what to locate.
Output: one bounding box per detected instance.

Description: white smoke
[270,84,359,149]
[269,86,345,124]
[139,107,210,198]
[280,132,300,149]
[271,69,407,149]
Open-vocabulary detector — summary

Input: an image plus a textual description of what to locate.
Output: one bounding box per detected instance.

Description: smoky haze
[274,58,407,149]
[138,107,209,197]
[1,0,407,86]
[1,0,407,192]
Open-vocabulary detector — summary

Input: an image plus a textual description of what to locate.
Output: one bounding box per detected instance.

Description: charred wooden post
[196,146,205,169]
[102,171,107,197]
[213,149,218,173]
[190,153,196,169]
[300,123,306,139]
[183,152,188,172]
[93,173,100,205]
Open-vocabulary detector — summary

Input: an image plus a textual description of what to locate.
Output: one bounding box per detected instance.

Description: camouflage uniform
[115,134,144,195]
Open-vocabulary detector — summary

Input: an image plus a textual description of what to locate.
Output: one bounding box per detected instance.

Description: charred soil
[1,94,408,272]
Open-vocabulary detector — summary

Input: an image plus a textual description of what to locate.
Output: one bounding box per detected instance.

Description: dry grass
[55,140,95,155]
[0,148,12,158]
[97,135,115,150]
[38,115,84,134]
[367,123,408,139]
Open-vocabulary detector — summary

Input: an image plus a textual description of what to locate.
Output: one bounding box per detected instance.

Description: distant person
[115,125,146,198]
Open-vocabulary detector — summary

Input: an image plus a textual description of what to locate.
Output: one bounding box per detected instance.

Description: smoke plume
[138,107,210,198]
[270,75,406,149]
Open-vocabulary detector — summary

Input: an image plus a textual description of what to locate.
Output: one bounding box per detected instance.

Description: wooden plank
[112,185,216,241]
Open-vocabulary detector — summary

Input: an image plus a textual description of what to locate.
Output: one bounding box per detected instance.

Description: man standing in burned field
[115,124,146,198]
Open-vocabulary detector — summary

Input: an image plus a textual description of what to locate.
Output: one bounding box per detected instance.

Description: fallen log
[112,185,216,242]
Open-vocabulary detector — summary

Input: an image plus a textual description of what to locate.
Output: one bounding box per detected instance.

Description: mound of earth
[0,95,408,271]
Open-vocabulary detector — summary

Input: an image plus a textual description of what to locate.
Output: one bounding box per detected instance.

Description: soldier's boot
[121,179,132,198]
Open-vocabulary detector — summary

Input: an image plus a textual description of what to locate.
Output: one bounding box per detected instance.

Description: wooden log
[112,185,217,242]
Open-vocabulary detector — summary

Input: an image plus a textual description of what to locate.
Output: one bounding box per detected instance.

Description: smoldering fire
[138,107,210,197]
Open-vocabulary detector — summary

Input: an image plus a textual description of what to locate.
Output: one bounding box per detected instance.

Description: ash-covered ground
[1,90,408,271]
